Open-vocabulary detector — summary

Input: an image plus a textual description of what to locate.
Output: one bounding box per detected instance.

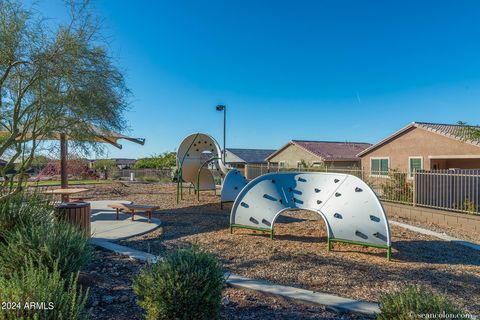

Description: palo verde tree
[457,121,480,141]
[0,0,129,199]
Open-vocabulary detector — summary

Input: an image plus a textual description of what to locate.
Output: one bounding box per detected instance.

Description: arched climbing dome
[230,172,392,259]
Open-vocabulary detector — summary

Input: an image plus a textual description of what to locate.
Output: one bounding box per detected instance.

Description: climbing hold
[314,188,321,193]
[334,213,342,219]
[317,200,322,205]
[249,217,259,224]
[355,230,368,239]
[334,179,340,183]
[355,187,363,192]
[335,192,341,197]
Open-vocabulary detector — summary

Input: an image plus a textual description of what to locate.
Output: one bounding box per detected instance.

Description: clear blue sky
[36,0,480,159]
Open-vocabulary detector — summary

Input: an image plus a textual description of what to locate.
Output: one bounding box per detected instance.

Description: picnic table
[42,188,89,202]
[108,203,159,223]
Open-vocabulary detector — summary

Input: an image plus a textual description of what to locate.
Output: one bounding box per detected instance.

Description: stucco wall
[268,144,322,167]
[361,127,480,171]
[268,144,361,168]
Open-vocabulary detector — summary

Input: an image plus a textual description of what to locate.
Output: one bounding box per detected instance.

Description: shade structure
[0,123,145,194]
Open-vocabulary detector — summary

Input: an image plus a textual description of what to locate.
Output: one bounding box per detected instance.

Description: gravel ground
[81,248,372,320]
[84,182,480,315]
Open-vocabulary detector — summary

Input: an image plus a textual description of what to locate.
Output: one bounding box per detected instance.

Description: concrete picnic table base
[90,200,162,241]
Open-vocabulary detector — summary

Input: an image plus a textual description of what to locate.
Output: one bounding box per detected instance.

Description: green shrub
[381,170,414,203]
[0,220,91,278]
[377,285,465,320]
[133,246,225,320]
[139,175,161,183]
[0,260,89,320]
[0,193,54,242]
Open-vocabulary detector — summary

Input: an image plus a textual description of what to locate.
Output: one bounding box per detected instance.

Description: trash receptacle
[55,202,91,236]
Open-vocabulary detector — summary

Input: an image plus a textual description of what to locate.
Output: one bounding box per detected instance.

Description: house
[267,140,372,168]
[225,148,276,169]
[113,158,136,169]
[357,122,480,176]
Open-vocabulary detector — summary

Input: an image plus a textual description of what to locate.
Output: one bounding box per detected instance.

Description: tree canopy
[134,153,176,169]
[0,0,129,198]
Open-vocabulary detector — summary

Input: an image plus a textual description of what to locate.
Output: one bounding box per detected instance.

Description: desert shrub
[452,198,478,214]
[139,175,161,183]
[381,170,414,203]
[0,192,54,242]
[377,285,465,320]
[0,220,91,278]
[0,260,89,320]
[133,246,225,320]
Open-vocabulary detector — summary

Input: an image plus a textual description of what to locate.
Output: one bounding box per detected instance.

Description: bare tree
[0,0,129,199]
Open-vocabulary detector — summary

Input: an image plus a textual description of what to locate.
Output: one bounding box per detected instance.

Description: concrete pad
[89,200,161,241]
[390,220,480,251]
[226,274,380,315]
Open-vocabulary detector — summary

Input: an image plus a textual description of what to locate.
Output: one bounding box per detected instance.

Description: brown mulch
[84,182,480,315]
[82,248,372,320]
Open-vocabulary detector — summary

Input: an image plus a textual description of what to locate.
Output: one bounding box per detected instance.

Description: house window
[409,157,423,178]
[371,158,389,176]
[279,161,285,168]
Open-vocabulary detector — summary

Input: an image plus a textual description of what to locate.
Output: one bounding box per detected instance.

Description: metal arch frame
[229,171,392,260]
[196,157,222,201]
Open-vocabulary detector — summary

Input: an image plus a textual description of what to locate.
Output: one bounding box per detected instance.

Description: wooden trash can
[55,202,91,236]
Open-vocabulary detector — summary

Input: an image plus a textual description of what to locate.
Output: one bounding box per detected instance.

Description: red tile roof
[268,140,372,162]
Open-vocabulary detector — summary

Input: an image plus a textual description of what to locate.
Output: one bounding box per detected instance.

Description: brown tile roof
[268,140,372,162]
[357,122,480,157]
[415,122,480,144]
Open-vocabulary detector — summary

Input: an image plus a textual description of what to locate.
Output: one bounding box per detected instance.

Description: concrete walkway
[390,220,480,251]
[227,274,380,314]
[90,200,162,241]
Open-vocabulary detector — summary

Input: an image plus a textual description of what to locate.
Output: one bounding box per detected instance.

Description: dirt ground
[84,182,480,315]
[82,248,372,320]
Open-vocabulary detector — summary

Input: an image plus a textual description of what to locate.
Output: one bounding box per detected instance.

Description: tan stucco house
[267,140,372,168]
[357,122,480,176]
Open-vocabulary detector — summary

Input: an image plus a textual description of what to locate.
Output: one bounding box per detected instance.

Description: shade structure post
[60,133,69,202]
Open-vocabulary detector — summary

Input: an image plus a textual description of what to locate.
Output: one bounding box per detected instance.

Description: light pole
[216,105,226,163]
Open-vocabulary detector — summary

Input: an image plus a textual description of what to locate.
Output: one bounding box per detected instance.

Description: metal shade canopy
[0,123,145,190]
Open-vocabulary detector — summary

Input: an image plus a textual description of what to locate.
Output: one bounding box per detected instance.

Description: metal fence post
[412,170,416,207]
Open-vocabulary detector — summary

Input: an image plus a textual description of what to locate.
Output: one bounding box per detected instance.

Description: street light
[216,104,226,163]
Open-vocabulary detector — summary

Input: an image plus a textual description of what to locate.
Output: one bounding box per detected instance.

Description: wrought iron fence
[118,168,174,182]
[242,164,479,215]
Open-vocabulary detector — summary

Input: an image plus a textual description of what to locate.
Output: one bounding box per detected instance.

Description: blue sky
[36,0,480,158]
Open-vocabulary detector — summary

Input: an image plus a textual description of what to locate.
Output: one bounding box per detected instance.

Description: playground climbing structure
[230,172,392,259]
